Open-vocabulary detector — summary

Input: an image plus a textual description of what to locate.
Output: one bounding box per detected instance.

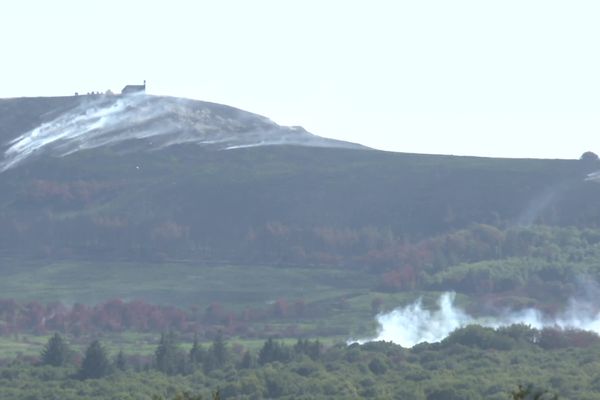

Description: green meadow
[0,258,446,359]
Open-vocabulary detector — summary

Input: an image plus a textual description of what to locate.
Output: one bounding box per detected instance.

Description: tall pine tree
[40,333,70,367]
[115,350,127,371]
[259,337,290,365]
[78,340,111,379]
[210,330,228,369]
[155,332,181,375]
[204,331,228,372]
[189,334,205,365]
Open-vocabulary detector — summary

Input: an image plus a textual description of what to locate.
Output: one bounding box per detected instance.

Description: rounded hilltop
[0,93,365,172]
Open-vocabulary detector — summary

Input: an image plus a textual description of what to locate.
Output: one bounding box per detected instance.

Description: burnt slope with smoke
[0,94,599,263]
[0,93,363,171]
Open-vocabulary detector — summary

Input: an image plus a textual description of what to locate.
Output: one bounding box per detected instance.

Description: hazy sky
[1,1,599,159]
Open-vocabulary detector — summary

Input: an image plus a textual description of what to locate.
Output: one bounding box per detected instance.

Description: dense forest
[4,325,599,399]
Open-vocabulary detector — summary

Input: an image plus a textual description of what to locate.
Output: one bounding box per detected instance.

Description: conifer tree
[309,339,322,360]
[155,332,181,375]
[239,350,254,369]
[259,337,290,364]
[78,340,111,379]
[115,350,127,371]
[204,331,228,372]
[40,333,70,367]
[189,334,205,365]
[294,338,322,360]
[209,330,228,369]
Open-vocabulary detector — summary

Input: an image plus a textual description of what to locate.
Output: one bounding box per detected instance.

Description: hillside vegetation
[0,96,599,327]
[3,326,598,399]
[2,95,600,398]
[0,97,599,265]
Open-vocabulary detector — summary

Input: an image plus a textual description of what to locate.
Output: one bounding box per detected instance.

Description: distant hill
[0,94,599,264]
[0,94,364,172]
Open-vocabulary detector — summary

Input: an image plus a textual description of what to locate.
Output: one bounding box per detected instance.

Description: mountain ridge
[0,94,599,266]
[0,93,366,172]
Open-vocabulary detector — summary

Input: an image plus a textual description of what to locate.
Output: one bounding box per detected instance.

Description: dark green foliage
[537,328,600,349]
[204,331,228,371]
[152,392,204,400]
[239,351,254,369]
[442,325,515,350]
[189,334,205,365]
[511,384,558,400]
[210,331,227,368]
[497,324,539,344]
[2,330,598,399]
[258,338,291,365]
[115,350,126,371]
[293,338,322,360]
[78,340,111,380]
[426,387,477,400]
[441,325,600,353]
[40,333,70,367]
[155,332,183,375]
[367,356,388,375]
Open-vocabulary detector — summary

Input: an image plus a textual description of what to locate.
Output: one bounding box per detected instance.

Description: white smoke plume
[355,292,600,348]
[1,93,361,172]
[586,171,600,182]
[515,183,568,226]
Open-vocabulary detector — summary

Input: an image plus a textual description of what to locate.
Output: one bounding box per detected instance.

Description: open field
[0,259,376,307]
[0,257,454,314]
[0,257,459,360]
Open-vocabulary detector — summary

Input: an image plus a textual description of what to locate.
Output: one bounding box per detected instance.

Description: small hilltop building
[121,80,146,95]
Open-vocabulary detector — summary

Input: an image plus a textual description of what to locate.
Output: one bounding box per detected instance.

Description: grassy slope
[0,259,374,307]
[1,143,599,262]
[1,97,599,251]
[0,257,435,358]
[1,96,600,359]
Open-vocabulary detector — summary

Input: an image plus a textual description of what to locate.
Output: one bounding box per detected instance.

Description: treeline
[441,324,600,351]
[6,225,600,338]
[234,223,600,301]
[30,325,600,380]
[0,298,313,337]
[35,332,323,379]
[377,225,600,302]
[5,325,600,399]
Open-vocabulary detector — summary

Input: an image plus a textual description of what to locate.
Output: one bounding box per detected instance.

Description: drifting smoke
[586,171,600,182]
[516,183,568,226]
[355,292,600,348]
[0,93,361,172]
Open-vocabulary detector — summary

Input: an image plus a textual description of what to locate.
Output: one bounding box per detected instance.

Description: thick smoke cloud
[1,93,361,172]
[355,292,600,348]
